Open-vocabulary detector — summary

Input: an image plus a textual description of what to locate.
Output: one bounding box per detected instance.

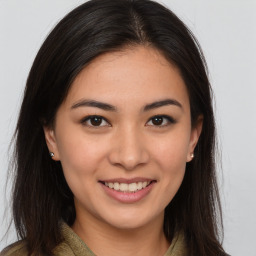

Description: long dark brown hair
[7,0,228,255]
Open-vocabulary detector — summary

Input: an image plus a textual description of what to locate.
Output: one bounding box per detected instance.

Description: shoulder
[0,240,75,256]
[0,222,94,256]
[165,231,188,256]
[0,241,28,256]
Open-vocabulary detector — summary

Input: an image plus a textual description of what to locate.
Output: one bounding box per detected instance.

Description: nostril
[108,138,150,170]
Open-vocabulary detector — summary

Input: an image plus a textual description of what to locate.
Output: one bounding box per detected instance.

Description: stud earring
[50,152,54,158]
[191,153,194,159]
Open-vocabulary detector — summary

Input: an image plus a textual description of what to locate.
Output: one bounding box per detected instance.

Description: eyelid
[146,115,176,127]
[81,115,111,127]
[80,114,176,128]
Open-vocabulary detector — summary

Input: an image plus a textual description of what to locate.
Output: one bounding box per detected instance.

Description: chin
[108,219,148,230]
[101,209,161,231]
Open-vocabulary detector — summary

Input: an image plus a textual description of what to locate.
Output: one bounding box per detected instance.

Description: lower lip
[100,182,155,203]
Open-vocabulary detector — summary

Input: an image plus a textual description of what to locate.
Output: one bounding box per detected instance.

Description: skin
[44,46,202,256]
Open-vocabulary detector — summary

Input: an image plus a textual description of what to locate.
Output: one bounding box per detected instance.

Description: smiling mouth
[100,180,155,193]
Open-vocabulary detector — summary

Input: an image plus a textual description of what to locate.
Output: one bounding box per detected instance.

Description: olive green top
[1,223,187,256]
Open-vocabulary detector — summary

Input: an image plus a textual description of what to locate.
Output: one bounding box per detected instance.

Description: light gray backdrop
[0,1,256,255]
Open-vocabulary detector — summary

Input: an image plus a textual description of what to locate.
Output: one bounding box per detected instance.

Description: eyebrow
[71,98,182,112]
[143,99,182,111]
[71,100,117,111]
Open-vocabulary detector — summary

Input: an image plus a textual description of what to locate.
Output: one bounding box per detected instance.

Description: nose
[108,127,149,171]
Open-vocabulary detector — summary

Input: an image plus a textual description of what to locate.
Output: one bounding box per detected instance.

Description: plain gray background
[0,0,256,255]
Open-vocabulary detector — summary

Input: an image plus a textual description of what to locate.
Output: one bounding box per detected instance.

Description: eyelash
[81,115,176,128]
[146,115,176,127]
[81,115,110,128]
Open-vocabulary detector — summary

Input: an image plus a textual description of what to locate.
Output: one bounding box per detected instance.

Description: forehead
[64,46,189,110]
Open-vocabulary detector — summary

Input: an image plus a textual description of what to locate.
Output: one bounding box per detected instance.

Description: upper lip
[99,177,156,184]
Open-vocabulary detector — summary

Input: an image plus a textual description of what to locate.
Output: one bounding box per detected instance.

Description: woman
[1,0,229,255]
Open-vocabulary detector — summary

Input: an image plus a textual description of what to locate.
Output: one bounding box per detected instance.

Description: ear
[186,115,203,162]
[43,126,60,161]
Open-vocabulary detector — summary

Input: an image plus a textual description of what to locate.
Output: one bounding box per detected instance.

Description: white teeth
[119,183,128,191]
[104,181,151,192]
[114,182,119,190]
[128,183,137,192]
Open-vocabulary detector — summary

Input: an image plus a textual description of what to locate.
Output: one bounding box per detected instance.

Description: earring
[190,153,194,159]
[50,152,54,158]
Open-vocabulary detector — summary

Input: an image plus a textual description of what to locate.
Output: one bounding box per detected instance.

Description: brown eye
[152,116,163,125]
[146,115,176,127]
[82,115,110,127]
[90,116,103,126]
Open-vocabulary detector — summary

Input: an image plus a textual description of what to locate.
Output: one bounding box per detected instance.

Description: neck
[72,211,170,256]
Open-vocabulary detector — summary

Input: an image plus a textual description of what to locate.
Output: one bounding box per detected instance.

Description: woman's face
[44,46,202,230]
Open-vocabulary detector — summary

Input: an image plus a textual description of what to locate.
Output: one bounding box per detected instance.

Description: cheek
[56,130,107,182]
[56,135,109,205]
[151,131,190,172]
[149,128,190,203]
[154,138,187,205]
